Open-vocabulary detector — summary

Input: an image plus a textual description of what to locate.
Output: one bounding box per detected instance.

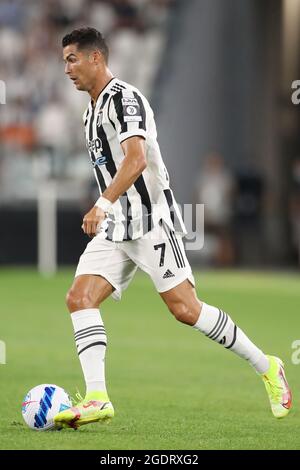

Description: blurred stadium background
[1,0,300,270]
[1,0,300,451]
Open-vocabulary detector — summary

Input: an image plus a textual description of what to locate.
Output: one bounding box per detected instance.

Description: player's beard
[74,79,86,91]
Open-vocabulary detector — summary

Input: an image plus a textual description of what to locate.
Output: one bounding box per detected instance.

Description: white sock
[71,308,107,395]
[193,303,270,374]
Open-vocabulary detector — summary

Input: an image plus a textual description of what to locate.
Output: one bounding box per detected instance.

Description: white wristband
[95,196,112,213]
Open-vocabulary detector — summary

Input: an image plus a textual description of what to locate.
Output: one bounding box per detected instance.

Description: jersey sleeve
[108,89,147,143]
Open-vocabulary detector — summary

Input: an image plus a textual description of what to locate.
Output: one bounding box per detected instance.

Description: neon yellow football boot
[54,391,114,430]
[262,355,292,419]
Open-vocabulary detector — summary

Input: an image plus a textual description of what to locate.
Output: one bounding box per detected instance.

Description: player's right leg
[54,236,137,429]
[54,274,115,429]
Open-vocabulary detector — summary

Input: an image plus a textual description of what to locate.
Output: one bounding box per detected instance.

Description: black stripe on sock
[75,326,105,337]
[75,325,105,337]
[225,325,237,349]
[210,310,228,341]
[206,309,222,338]
[78,341,107,356]
[75,329,106,342]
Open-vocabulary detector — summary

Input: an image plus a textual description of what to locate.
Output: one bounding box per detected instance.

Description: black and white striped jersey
[83,77,186,242]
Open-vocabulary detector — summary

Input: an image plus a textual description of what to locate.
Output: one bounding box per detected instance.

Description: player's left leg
[125,221,292,419]
[160,280,292,418]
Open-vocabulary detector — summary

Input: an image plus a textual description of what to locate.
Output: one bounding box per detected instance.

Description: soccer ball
[22,384,72,431]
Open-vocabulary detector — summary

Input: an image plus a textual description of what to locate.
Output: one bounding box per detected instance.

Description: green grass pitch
[0,268,299,450]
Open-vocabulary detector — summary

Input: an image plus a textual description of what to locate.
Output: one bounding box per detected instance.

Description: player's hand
[82,206,106,238]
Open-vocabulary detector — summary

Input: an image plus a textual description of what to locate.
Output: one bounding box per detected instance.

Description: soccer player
[55,27,292,429]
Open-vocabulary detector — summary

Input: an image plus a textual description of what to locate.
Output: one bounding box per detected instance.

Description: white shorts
[75,220,195,301]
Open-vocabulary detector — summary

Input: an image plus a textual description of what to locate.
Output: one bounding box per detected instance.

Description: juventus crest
[96,110,103,127]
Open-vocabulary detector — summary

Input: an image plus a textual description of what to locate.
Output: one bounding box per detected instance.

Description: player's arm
[102,136,146,203]
[82,136,146,237]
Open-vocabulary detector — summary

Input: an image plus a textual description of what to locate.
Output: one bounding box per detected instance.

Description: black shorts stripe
[169,230,185,268]
[78,341,107,356]
[165,229,182,268]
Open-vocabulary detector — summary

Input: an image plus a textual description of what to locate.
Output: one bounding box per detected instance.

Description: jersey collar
[90,77,116,110]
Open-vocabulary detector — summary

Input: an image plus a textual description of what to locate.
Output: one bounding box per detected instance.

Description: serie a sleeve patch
[121,97,142,122]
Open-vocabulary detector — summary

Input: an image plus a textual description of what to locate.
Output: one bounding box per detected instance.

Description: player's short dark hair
[62,27,109,63]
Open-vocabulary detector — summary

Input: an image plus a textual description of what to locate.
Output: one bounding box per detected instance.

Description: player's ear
[90,50,102,65]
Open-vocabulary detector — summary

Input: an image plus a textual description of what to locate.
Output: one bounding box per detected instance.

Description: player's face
[63,44,97,91]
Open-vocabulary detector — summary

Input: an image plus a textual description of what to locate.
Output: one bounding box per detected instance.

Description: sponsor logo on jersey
[122,97,138,106]
[87,138,107,166]
[93,155,107,167]
[87,137,103,154]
